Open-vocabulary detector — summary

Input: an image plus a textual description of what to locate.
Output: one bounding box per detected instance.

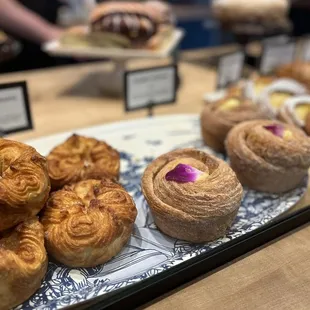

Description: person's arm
[0,0,63,43]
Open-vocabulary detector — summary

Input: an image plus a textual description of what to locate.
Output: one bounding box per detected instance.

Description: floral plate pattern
[18,114,306,310]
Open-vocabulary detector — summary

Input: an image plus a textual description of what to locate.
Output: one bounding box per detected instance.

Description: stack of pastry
[61,0,175,50]
[0,134,137,308]
[201,94,269,152]
[0,139,50,309]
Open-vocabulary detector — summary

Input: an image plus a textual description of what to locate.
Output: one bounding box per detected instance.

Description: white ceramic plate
[18,114,306,310]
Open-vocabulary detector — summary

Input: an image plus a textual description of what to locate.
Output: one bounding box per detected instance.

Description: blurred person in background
[0,0,88,72]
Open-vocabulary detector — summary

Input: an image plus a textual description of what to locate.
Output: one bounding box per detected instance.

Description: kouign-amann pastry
[0,217,48,310]
[257,79,307,119]
[41,179,137,267]
[276,62,310,89]
[47,134,120,190]
[0,139,50,231]
[226,120,310,193]
[278,96,310,129]
[141,148,243,243]
[201,96,268,152]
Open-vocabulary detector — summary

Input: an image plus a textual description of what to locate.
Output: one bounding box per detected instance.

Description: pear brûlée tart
[201,95,269,153]
[226,120,310,193]
[141,148,243,243]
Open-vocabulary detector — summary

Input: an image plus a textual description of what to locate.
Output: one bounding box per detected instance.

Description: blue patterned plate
[19,114,306,310]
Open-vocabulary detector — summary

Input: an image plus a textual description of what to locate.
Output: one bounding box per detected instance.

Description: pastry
[305,112,310,136]
[141,148,243,243]
[47,134,120,190]
[204,84,244,104]
[278,96,310,130]
[226,120,310,193]
[244,75,276,101]
[0,139,50,231]
[0,217,48,310]
[276,62,310,89]
[212,0,290,33]
[89,1,174,49]
[41,179,137,267]
[201,96,269,152]
[257,79,307,118]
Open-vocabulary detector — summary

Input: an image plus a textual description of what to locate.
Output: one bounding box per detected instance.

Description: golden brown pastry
[201,96,269,152]
[276,62,310,89]
[305,112,310,136]
[41,179,137,267]
[278,96,310,130]
[47,134,120,190]
[141,148,243,243]
[226,120,310,193]
[0,139,50,232]
[0,217,48,310]
[257,79,307,119]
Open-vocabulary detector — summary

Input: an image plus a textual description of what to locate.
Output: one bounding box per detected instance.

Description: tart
[0,139,51,231]
[0,217,47,309]
[201,96,268,152]
[47,134,120,190]
[41,179,137,267]
[278,96,310,130]
[141,148,243,243]
[257,79,307,118]
[226,120,310,193]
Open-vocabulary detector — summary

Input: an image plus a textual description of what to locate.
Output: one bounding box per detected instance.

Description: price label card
[0,81,32,135]
[300,39,310,61]
[260,41,296,75]
[263,35,290,45]
[217,51,245,89]
[124,65,177,112]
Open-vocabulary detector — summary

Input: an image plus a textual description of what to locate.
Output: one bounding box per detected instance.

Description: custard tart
[41,179,137,267]
[141,148,243,243]
[47,134,120,190]
[0,139,50,231]
[226,120,310,193]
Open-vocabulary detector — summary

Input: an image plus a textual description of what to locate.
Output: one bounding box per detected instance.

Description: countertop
[2,48,310,310]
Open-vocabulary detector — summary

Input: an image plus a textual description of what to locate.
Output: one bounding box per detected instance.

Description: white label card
[124,66,177,112]
[260,42,296,75]
[217,51,245,89]
[263,35,290,45]
[0,82,32,135]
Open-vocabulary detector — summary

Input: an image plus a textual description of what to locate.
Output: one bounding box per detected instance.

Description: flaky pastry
[244,75,276,101]
[226,120,310,193]
[141,148,243,243]
[0,217,47,310]
[0,139,50,231]
[41,179,137,267]
[201,96,269,152]
[47,134,120,190]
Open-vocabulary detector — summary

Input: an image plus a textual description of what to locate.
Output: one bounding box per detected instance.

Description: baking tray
[42,29,184,59]
[19,114,310,310]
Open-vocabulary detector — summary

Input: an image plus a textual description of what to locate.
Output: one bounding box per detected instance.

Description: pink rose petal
[264,124,284,138]
[165,164,203,183]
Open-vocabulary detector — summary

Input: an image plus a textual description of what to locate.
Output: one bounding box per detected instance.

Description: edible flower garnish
[264,124,292,140]
[264,124,284,138]
[165,164,203,183]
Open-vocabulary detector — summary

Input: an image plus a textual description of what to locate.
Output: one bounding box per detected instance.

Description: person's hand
[43,26,64,43]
